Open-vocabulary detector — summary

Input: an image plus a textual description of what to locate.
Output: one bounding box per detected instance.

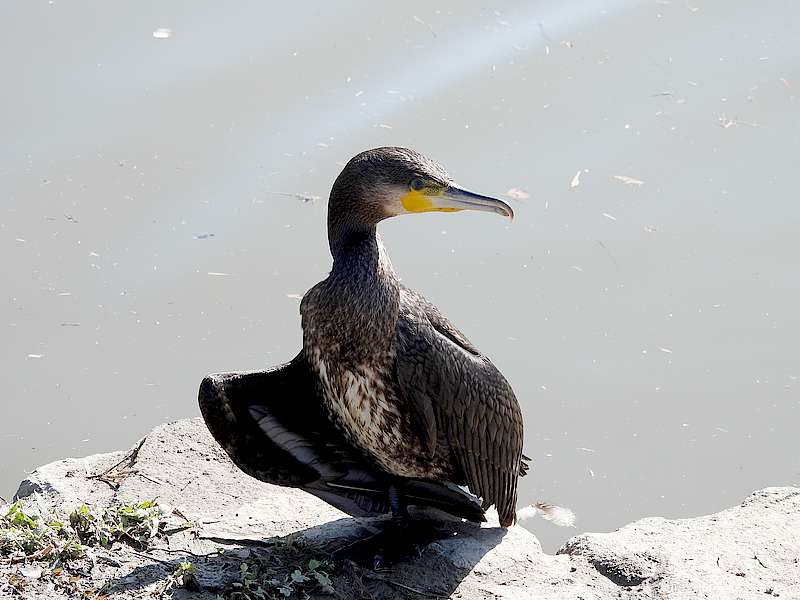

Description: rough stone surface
[2,418,798,599]
[561,487,800,599]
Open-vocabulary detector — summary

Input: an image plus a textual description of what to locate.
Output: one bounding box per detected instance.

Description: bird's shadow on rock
[107,516,508,599]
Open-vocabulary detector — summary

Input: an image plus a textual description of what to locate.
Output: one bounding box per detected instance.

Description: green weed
[1,497,165,567]
[69,499,163,548]
[225,554,335,599]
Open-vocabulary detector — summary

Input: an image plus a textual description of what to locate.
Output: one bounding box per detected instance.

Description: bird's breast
[306,345,445,478]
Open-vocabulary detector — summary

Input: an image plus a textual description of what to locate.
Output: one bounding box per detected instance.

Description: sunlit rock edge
[2,418,797,599]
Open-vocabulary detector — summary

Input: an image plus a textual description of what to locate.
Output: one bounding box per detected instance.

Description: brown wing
[400,284,481,356]
[394,296,525,527]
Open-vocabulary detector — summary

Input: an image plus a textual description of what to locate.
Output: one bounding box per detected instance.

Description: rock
[561,487,800,598]
[2,418,798,599]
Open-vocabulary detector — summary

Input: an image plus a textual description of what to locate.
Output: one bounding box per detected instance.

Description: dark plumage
[199,147,527,527]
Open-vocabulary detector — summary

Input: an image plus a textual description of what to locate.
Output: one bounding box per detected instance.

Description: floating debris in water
[152,28,172,39]
[518,502,576,527]
[570,170,583,188]
[506,188,529,200]
[595,240,619,268]
[193,233,215,240]
[60,323,81,327]
[27,354,44,359]
[602,212,617,221]
[658,347,673,354]
[412,15,437,37]
[286,293,303,300]
[613,175,645,186]
[207,272,230,277]
[269,191,321,204]
[718,114,759,129]
[535,502,576,526]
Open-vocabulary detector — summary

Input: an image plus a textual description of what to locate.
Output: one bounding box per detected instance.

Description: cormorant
[199,147,527,528]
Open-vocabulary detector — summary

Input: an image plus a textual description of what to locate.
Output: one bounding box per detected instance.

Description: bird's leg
[327,487,409,565]
[373,485,439,569]
[329,486,445,569]
[388,484,408,518]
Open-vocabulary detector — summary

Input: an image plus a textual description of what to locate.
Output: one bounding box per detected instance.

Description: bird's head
[328,147,513,230]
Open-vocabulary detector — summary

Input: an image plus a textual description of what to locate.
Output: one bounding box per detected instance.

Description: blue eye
[410,178,426,191]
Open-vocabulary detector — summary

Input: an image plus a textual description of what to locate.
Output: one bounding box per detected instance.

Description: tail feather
[403,480,485,523]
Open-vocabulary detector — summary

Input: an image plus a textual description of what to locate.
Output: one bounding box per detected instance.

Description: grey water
[1,0,798,553]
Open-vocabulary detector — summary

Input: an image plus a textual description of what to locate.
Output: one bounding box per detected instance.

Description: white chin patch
[383,192,409,217]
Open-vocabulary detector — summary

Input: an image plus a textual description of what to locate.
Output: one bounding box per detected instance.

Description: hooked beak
[440,184,514,220]
[401,184,514,220]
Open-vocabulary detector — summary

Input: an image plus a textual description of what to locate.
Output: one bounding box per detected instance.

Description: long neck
[329,221,379,272]
[330,230,398,304]
[317,218,399,359]
[328,202,398,278]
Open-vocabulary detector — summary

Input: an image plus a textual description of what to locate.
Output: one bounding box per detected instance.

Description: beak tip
[443,184,516,221]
